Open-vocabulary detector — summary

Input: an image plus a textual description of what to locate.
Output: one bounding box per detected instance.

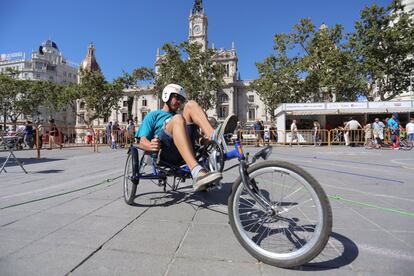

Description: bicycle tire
[123,147,139,205]
[228,160,332,268]
[399,139,413,151]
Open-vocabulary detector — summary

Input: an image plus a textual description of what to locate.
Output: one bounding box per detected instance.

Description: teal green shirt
[135,110,173,140]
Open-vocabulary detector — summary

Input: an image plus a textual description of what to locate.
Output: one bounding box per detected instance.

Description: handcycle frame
[127,137,272,198]
[124,136,332,268]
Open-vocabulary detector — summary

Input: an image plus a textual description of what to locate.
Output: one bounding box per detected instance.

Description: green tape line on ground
[0,175,123,210]
[329,194,414,218]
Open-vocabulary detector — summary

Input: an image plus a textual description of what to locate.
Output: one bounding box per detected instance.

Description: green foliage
[154,42,225,110]
[349,0,414,100]
[72,69,124,126]
[253,0,414,113]
[0,73,51,126]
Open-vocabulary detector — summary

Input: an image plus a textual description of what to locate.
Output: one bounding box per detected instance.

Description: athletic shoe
[193,170,222,192]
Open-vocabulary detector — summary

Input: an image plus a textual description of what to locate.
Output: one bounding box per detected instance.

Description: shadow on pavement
[34,169,65,174]
[129,181,231,208]
[0,157,65,167]
[300,232,359,270]
[128,182,358,271]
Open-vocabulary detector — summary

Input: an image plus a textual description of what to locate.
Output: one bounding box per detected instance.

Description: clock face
[193,25,201,35]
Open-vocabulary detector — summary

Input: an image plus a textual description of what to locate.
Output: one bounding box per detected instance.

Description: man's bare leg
[182,100,214,138]
[165,114,198,170]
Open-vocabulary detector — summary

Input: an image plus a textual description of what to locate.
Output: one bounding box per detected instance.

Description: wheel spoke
[230,161,331,267]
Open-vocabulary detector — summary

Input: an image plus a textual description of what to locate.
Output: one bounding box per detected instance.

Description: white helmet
[162,83,187,103]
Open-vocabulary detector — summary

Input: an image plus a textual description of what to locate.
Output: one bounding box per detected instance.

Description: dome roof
[80,43,101,72]
[42,39,59,50]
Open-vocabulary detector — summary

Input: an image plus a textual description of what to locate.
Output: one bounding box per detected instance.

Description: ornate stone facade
[0,39,78,125]
[90,0,270,129]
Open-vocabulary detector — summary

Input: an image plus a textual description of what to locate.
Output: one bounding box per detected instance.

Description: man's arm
[138,136,160,152]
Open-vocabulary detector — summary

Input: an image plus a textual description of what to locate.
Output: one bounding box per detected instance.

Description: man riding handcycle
[134,83,237,192]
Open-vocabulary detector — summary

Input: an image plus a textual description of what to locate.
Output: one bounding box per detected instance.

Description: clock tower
[189,0,208,52]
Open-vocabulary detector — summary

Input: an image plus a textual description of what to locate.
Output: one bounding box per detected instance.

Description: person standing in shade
[289,120,300,147]
[253,120,261,147]
[106,121,112,145]
[48,119,62,150]
[372,118,385,144]
[345,117,362,147]
[406,118,414,142]
[364,122,372,146]
[269,123,277,144]
[387,113,399,149]
[23,120,34,148]
[312,120,321,146]
[127,119,136,144]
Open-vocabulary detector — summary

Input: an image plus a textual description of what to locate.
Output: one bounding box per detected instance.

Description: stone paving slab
[1,146,413,275]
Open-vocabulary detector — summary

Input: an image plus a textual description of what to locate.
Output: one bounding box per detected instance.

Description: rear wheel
[123,147,139,205]
[228,160,332,268]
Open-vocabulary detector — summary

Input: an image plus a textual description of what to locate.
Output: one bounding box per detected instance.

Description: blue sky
[0,0,390,82]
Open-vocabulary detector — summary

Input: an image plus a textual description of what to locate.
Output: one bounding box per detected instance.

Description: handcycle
[123,136,332,268]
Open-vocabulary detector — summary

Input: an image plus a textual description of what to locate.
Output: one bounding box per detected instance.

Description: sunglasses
[171,94,186,102]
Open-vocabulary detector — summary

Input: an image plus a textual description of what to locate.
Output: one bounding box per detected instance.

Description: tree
[252,18,365,117]
[349,0,414,100]
[58,70,124,127]
[115,67,155,120]
[155,42,225,110]
[0,73,50,129]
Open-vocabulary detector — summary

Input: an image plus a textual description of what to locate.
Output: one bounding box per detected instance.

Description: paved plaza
[0,145,413,275]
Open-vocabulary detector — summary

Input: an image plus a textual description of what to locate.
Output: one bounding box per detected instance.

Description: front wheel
[228,160,332,268]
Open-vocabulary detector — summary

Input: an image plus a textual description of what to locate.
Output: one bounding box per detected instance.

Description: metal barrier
[1,121,409,159]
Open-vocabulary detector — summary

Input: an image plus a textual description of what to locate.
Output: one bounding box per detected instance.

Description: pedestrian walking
[289,120,300,147]
[48,119,62,150]
[406,118,414,142]
[312,120,320,146]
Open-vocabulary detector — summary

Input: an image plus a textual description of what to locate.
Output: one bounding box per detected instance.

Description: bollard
[36,128,41,159]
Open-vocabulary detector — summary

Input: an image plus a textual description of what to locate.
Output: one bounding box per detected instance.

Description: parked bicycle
[123,136,332,268]
[364,138,413,150]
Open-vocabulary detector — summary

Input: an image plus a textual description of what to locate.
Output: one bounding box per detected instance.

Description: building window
[35,73,40,79]
[142,99,147,106]
[80,102,85,109]
[77,114,84,124]
[219,93,229,103]
[226,64,230,77]
[103,117,108,123]
[122,113,128,122]
[63,71,67,77]
[49,76,53,81]
[219,106,228,119]
[123,101,128,107]
[248,108,255,121]
[248,95,254,102]
[141,111,147,121]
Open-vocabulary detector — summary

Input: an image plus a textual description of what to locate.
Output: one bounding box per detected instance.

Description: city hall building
[89,0,268,130]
